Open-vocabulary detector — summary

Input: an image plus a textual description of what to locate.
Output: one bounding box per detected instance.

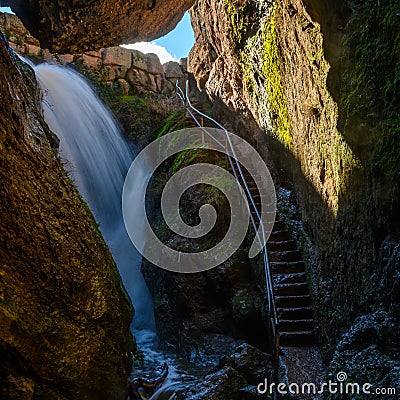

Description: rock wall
[189,0,399,386]
[141,147,269,355]
[0,12,187,96]
[74,47,186,95]
[0,10,41,55]
[0,32,135,400]
[5,0,195,53]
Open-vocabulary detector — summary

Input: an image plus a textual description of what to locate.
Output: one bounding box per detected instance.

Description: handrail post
[274,322,280,385]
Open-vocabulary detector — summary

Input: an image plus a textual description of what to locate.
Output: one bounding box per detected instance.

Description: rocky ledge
[0,11,187,96]
[182,343,273,400]
[5,0,195,53]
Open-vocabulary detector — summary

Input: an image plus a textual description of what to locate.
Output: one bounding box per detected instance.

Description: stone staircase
[239,167,316,347]
[267,220,315,346]
[180,91,317,348]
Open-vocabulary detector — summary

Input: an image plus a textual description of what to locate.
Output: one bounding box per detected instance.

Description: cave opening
[121,11,194,64]
[0,6,13,14]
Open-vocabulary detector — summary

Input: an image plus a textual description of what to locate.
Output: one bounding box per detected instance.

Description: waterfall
[28,61,205,399]
[33,63,155,331]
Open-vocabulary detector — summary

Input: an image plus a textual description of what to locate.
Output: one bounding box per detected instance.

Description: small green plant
[156,108,187,138]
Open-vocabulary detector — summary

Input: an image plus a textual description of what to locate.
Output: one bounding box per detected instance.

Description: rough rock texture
[141,143,270,355]
[163,60,184,79]
[0,13,187,96]
[0,10,41,55]
[5,0,195,53]
[183,366,246,400]
[75,47,180,94]
[0,33,134,399]
[182,344,273,400]
[209,343,273,385]
[326,310,400,400]
[142,247,269,355]
[189,0,400,388]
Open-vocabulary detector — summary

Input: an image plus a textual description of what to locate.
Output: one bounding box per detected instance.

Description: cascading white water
[34,63,155,331]
[27,60,205,399]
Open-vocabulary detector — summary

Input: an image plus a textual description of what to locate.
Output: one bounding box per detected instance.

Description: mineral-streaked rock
[189,0,400,391]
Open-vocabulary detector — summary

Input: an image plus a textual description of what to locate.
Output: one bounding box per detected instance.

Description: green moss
[26,53,44,60]
[232,291,253,316]
[224,2,292,148]
[151,150,231,253]
[156,108,187,138]
[331,132,362,198]
[74,65,175,141]
[121,95,146,105]
[14,34,24,47]
[172,150,190,173]
[223,0,259,53]
[223,0,260,98]
[3,28,12,39]
[260,6,291,148]
[340,0,400,181]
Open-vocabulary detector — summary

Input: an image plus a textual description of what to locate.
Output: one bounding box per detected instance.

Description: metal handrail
[175,81,280,386]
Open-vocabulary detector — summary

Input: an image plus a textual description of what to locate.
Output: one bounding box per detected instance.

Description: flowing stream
[29,61,205,399]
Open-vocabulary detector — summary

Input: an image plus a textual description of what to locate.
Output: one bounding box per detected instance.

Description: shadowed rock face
[5,0,195,52]
[0,33,135,400]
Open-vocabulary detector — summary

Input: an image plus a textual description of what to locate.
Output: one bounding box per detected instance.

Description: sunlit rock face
[6,0,195,52]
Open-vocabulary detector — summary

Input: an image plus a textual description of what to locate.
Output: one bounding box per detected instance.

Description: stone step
[250,215,275,226]
[273,220,286,231]
[250,195,263,205]
[269,250,303,262]
[270,261,305,274]
[250,215,275,224]
[249,217,275,228]
[275,295,311,308]
[269,230,292,242]
[279,330,315,346]
[279,319,314,332]
[248,198,262,208]
[274,272,307,285]
[278,306,313,320]
[274,282,309,296]
[267,240,297,251]
[249,194,270,204]
[246,184,259,191]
